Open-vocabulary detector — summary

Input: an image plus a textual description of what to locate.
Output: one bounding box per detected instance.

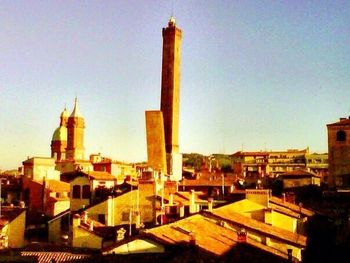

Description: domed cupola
[51,107,69,161]
[60,107,69,126]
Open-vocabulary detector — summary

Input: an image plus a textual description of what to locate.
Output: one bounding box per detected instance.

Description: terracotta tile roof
[143,214,290,260]
[280,169,319,178]
[180,172,235,187]
[20,252,90,262]
[268,203,301,218]
[144,214,237,256]
[327,117,350,126]
[211,206,307,247]
[61,170,116,182]
[87,171,116,181]
[45,179,70,192]
[269,196,314,217]
[161,192,189,205]
[221,199,266,214]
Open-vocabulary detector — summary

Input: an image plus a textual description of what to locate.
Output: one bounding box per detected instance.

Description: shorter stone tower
[51,108,69,161]
[327,116,350,188]
[66,98,85,161]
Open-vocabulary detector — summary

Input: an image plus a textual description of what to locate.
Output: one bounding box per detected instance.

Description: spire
[70,97,83,118]
[168,16,176,27]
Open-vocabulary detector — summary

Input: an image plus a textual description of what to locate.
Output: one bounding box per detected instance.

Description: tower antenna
[171,0,175,18]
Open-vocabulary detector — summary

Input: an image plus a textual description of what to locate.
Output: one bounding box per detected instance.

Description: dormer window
[336,130,346,142]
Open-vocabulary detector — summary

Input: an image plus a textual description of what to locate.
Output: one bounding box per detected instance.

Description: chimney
[107,196,114,226]
[282,193,286,203]
[287,248,293,262]
[189,190,196,214]
[83,212,88,224]
[189,232,196,246]
[169,193,174,205]
[73,214,81,228]
[179,204,185,218]
[135,211,141,229]
[207,197,213,212]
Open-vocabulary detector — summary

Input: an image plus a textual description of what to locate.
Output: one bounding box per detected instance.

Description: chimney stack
[189,232,196,246]
[73,214,81,228]
[189,190,196,214]
[169,193,174,205]
[83,212,88,224]
[107,196,114,226]
[207,197,213,212]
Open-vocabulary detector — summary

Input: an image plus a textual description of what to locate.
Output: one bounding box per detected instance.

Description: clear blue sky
[0,1,349,170]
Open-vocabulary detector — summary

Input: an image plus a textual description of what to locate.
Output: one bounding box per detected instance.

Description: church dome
[52,126,67,142]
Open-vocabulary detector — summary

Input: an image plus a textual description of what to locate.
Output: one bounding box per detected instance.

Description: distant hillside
[182,153,232,172]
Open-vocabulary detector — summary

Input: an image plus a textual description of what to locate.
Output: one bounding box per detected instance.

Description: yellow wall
[70,176,90,211]
[72,226,102,249]
[53,200,70,217]
[266,237,302,261]
[271,211,297,233]
[85,188,155,227]
[48,218,61,243]
[7,211,26,248]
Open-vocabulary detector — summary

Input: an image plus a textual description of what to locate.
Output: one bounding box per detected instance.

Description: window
[72,185,80,199]
[336,130,346,141]
[82,185,91,199]
[98,214,106,224]
[122,212,130,222]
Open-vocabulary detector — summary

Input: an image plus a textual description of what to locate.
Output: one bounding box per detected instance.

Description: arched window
[82,185,91,199]
[72,185,81,199]
[336,130,346,142]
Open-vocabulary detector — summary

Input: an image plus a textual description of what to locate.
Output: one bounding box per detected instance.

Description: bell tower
[66,98,85,161]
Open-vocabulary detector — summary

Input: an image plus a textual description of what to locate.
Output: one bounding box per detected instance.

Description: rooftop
[143,213,291,260]
[0,206,25,229]
[211,205,307,247]
[327,117,350,127]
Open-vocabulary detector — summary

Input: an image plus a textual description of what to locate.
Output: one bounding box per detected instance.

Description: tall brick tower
[66,98,85,161]
[160,16,182,180]
[327,116,350,188]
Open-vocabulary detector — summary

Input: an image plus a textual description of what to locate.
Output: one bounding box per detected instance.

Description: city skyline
[1,1,349,170]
